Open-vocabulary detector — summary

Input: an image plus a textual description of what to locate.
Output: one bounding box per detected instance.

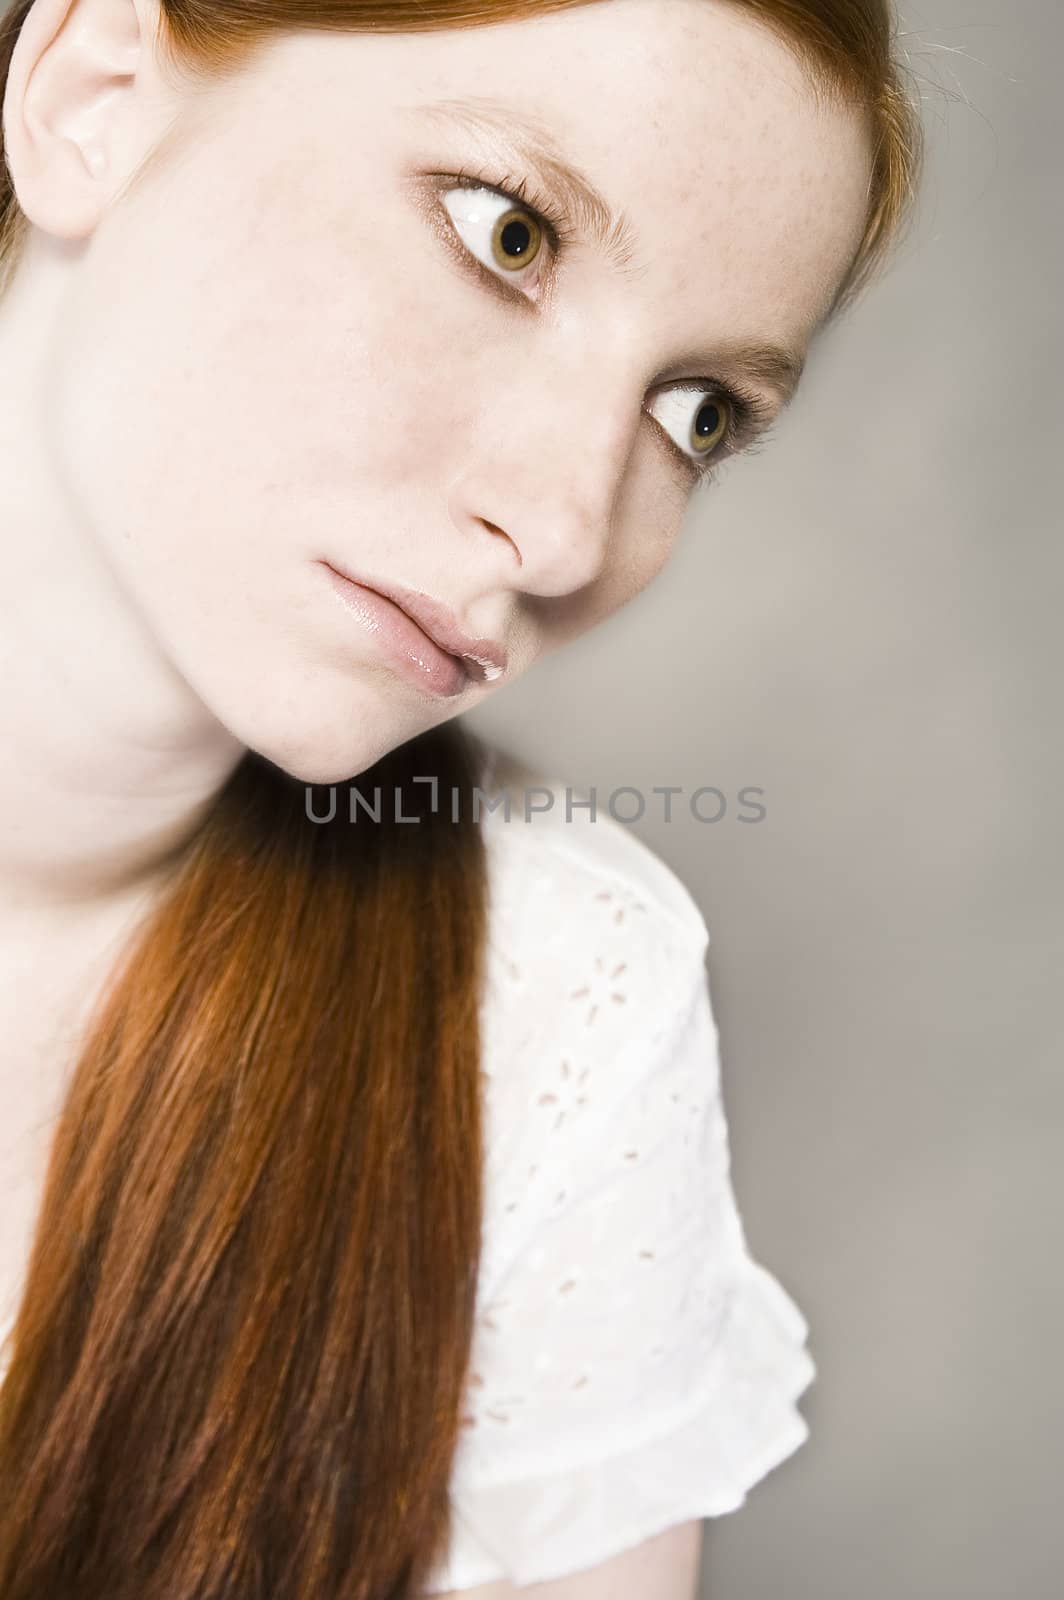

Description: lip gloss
[322,564,471,698]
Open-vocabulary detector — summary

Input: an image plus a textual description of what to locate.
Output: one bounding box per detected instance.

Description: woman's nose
[446,380,637,599]
[461,495,614,597]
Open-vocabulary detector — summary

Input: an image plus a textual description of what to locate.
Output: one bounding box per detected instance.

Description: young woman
[0,1,922,1595]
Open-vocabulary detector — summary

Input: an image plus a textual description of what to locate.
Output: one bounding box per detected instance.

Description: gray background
[470,4,1063,1597]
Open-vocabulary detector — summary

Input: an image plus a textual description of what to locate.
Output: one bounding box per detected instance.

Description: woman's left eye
[645,386,734,480]
[439,180,552,294]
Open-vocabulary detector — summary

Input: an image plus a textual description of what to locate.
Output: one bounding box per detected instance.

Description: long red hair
[0,3,922,1595]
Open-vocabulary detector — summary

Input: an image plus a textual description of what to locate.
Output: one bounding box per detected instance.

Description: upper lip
[322,560,508,683]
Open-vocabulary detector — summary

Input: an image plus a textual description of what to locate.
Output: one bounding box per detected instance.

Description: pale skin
[0,0,871,1591]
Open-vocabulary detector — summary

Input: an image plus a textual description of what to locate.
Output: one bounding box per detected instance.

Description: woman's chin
[238,716,413,790]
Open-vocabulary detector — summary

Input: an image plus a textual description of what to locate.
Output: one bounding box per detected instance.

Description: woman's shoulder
[475,744,710,960]
[471,744,718,1300]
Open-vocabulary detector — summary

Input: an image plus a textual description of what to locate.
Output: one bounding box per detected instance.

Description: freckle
[538,1092,559,1105]
[624,1150,639,1161]
[639,1250,655,1261]
[573,1375,589,1389]
[558,1279,577,1295]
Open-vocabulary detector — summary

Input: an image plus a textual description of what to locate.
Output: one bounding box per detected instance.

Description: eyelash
[438,167,779,486]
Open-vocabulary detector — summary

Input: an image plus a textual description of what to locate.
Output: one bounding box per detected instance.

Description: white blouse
[419,753,816,1590]
[0,748,816,1590]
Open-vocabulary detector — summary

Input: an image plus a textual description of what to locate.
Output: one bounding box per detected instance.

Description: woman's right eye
[439,181,553,298]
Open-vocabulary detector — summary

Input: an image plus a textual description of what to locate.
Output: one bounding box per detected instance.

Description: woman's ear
[2,0,170,239]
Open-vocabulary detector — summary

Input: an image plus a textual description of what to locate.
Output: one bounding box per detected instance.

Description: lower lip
[320,562,470,699]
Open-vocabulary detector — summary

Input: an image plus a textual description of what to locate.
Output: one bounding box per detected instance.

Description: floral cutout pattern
[433,778,812,1501]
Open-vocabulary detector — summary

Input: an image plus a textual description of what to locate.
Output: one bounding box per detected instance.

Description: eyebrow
[411,95,808,406]
[662,338,807,405]
[413,95,642,277]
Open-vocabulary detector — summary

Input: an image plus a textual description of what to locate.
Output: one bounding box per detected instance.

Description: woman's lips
[319,560,505,700]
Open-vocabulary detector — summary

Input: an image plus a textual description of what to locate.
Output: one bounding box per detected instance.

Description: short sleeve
[422,935,817,1592]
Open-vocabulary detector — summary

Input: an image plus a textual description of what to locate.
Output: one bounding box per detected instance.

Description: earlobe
[3,0,156,241]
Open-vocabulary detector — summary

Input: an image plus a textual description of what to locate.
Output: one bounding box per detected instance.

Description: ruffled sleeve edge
[427,1252,816,1591]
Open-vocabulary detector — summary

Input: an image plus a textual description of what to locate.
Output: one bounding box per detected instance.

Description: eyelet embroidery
[454,808,727,1461]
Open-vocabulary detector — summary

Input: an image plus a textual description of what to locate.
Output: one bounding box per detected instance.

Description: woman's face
[5,0,871,783]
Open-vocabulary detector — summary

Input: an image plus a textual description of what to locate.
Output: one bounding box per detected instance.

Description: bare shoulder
[422,1518,703,1600]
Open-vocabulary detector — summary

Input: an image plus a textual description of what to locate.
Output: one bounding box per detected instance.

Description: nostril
[480,517,522,565]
